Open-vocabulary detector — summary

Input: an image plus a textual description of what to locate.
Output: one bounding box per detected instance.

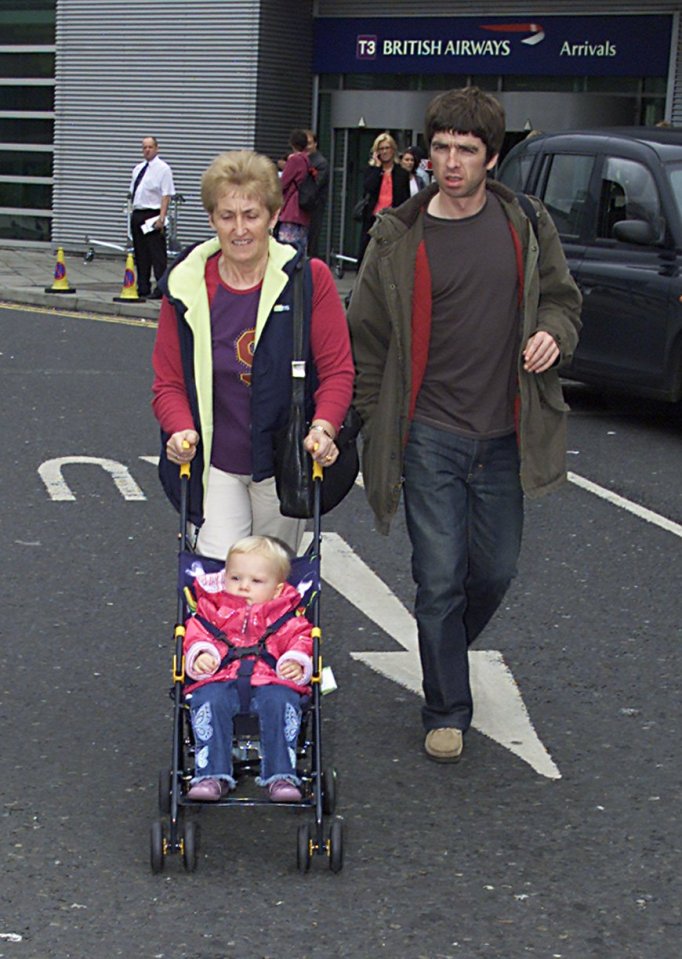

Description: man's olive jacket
[347,179,583,534]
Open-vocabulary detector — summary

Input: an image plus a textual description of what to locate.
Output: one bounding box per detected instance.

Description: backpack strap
[516,192,539,241]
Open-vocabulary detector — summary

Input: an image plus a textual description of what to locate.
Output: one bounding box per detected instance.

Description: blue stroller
[149,459,343,873]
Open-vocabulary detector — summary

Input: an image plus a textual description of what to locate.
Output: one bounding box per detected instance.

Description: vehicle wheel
[158,768,172,815]
[150,820,165,874]
[182,820,199,873]
[328,819,343,873]
[297,823,312,873]
[322,767,337,816]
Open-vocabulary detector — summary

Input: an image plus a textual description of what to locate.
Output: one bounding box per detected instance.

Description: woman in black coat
[357,132,411,263]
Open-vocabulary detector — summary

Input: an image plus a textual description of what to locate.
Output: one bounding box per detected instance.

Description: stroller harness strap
[194,609,297,712]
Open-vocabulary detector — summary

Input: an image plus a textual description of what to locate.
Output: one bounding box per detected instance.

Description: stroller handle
[180,439,191,479]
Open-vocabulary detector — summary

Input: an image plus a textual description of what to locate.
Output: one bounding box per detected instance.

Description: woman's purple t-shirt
[209,264,261,475]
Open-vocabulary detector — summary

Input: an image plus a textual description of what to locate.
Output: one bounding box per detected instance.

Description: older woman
[357,132,411,263]
[152,150,354,558]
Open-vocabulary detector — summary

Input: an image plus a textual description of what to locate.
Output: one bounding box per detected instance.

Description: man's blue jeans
[187,681,303,788]
[403,422,524,733]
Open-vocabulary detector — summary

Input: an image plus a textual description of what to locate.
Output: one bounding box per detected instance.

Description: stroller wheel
[158,768,172,815]
[328,819,344,874]
[150,820,165,874]
[297,823,312,874]
[182,820,200,873]
[322,767,337,816]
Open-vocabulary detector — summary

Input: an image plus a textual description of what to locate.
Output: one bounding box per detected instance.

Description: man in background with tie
[129,136,175,299]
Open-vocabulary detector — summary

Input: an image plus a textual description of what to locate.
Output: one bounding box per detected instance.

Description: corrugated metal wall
[255,1,314,161]
[53,0,312,253]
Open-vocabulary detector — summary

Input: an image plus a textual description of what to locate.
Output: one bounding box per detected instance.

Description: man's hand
[523,331,559,373]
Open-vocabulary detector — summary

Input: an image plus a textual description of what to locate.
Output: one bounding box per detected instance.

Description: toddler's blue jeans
[188,680,303,787]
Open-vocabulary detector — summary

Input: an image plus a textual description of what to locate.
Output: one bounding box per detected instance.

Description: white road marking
[38,456,146,501]
[568,472,682,538]
[302,531,561,779]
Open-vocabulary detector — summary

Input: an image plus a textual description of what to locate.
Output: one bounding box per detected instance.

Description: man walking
[129,136,175,298]
[347,87,582,763]
[305,130,330,259]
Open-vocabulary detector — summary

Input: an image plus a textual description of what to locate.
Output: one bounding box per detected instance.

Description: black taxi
[498,127,682,403]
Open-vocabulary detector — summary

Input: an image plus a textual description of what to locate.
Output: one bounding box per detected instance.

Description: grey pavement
[0,246,355,321]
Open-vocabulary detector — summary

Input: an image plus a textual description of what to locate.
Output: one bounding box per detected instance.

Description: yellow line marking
[0,301,158,329]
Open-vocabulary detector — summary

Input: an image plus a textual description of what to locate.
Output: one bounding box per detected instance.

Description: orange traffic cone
[113,253,145,302]
[44,247,76,294]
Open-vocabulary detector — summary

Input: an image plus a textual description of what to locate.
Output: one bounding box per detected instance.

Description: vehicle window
[665,163,682,225]
[498,150,535,192]
[596,157,663,241]
[542,154,593,238]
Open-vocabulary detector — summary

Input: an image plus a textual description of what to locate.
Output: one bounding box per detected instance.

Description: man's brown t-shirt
[415,195,520,439]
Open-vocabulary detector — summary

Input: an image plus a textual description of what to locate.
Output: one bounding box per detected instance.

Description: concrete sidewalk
[0,247,354,321]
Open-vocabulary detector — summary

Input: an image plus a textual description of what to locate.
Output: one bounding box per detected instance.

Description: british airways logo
[355,25,548,60]
[480,22,545,46]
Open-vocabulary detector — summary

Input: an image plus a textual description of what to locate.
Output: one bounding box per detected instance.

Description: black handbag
[274,264,361,519]
[352,193,371,223]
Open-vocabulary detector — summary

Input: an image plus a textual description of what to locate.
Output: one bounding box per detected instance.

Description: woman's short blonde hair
[201,150,283,216]
[226,535,291,584]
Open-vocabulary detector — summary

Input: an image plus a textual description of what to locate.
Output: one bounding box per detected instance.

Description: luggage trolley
[150,457,344,874]
[84,194,187,262]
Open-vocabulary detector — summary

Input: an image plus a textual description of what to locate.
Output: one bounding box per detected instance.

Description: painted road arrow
[302,531,561,780]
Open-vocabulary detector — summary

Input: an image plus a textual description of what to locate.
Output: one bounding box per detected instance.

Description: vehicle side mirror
[612,219,658,245]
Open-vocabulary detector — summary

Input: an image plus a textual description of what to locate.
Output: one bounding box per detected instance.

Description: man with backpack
[348,87,582,765]
[305,130,330,259]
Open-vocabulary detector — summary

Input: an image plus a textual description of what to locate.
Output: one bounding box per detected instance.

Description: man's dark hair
[289,128,309,152]
[424,87,506,160]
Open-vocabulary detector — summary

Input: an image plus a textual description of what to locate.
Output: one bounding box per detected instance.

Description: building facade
[1,0,681,263]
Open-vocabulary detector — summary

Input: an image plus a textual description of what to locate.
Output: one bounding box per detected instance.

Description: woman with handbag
[152,150,354,558]
[357,132,411,264]
[275,129,311,247]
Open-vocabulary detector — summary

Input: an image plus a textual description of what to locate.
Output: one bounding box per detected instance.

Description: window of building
[0,52,54,78]
[0,211,51,242]
[0,85,54,111]
[0,2,55,44]
[0,148,52,177]
[0,3,55,243]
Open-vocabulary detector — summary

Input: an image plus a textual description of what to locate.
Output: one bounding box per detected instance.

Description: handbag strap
[291,261,306,407]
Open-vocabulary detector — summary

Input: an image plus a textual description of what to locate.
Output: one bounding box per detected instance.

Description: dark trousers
[307,203,326,259]
[403,423,524,733]
[130,207,167,294]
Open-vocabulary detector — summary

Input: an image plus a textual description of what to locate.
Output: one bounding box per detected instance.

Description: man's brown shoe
[424,727,463,763]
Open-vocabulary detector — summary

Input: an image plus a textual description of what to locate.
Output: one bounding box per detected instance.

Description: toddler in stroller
[151,458,343,873]
[183,535,313,803]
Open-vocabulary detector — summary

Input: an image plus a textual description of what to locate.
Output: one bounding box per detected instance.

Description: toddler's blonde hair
[226,535,291,584]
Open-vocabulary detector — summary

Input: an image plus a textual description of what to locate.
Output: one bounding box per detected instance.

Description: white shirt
[130,155,175,210]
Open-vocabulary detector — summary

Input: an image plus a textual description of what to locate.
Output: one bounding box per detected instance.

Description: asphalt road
[1,304,681,959]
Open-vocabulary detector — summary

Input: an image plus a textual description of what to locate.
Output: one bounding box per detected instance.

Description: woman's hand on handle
[303,420,338,466]
[166,429,200,465]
